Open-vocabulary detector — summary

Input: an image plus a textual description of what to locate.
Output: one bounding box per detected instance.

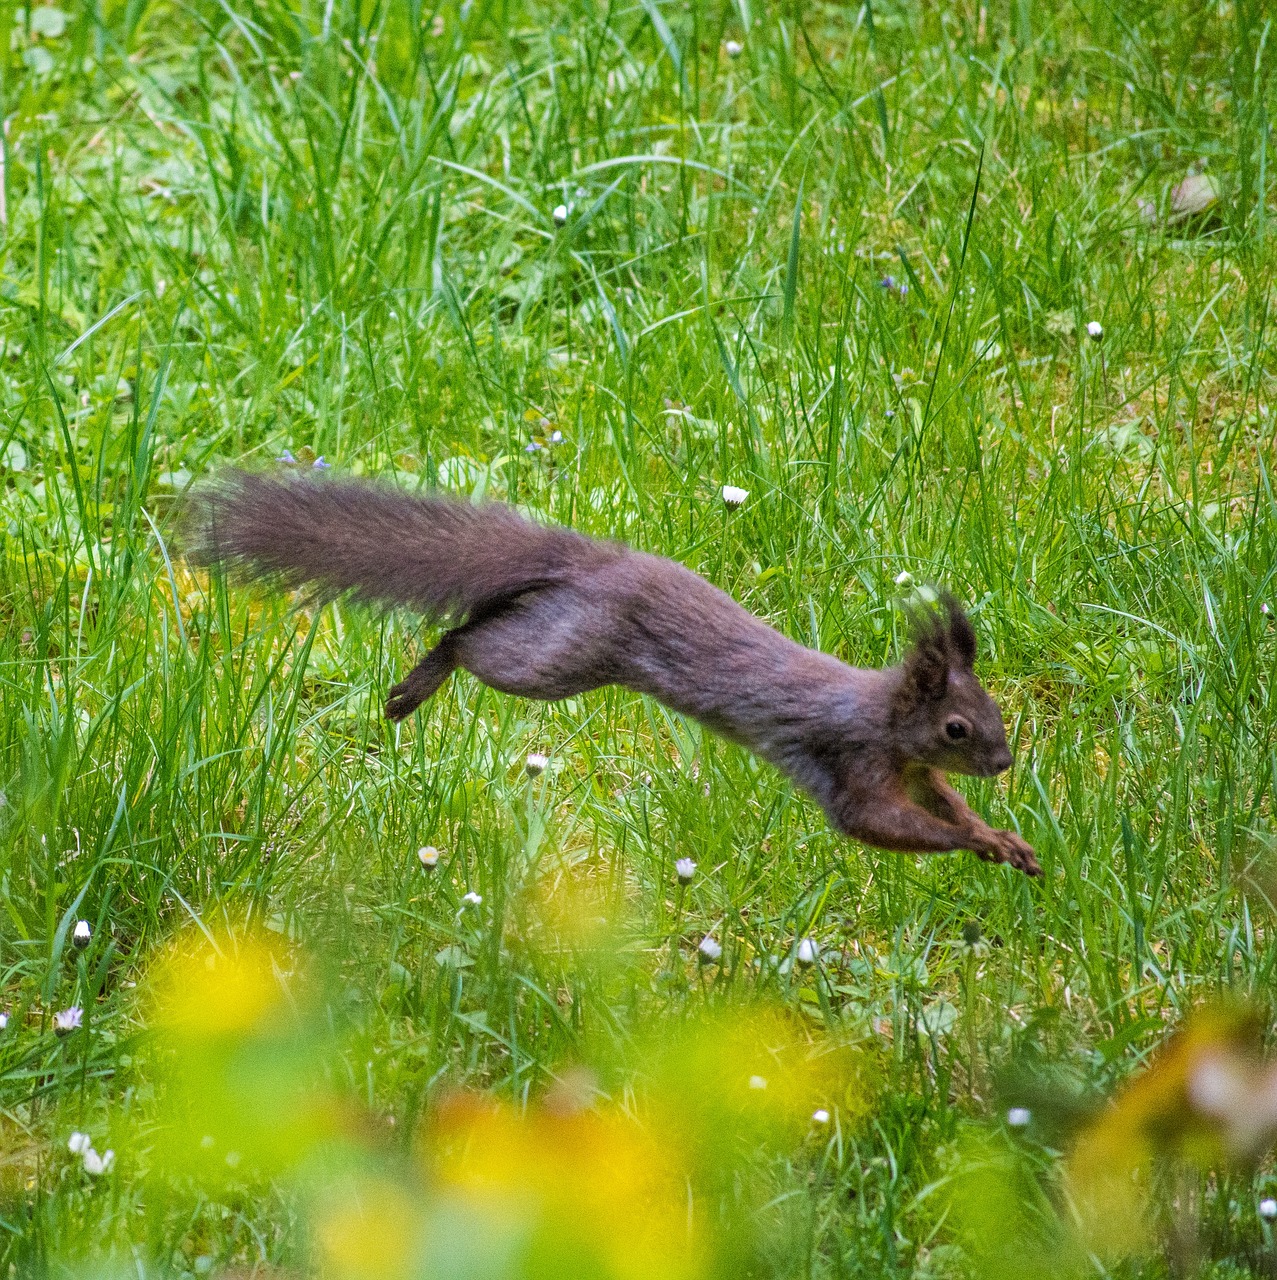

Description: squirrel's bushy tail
[187,470,619,620]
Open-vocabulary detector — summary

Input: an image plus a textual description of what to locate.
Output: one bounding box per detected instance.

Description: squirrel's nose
[990,747,1013,774]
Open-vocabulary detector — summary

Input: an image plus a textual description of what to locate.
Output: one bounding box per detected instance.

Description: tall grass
[0,0,1274,1274]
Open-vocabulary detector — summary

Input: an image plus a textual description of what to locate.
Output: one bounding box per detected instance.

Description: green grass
[1,0,1276,1274]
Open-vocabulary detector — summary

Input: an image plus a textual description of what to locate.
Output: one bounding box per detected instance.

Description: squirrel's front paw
[976,829,1041,877]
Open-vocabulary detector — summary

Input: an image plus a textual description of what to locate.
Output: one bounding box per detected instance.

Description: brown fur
[188,471,1040,876]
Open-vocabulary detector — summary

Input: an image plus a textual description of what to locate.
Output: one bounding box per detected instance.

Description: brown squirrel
[189,471,1040,876]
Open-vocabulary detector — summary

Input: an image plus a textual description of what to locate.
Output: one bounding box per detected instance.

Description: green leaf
[781,178,803,348]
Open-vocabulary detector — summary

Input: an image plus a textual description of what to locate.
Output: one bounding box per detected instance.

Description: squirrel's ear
[901,627,950,703]
[943,594,977,669]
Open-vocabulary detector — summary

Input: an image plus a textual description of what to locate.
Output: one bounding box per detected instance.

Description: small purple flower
[898,282,908,297]
[277,449,297,464]
[312,456,330,470]
[54,1007,83,1035]
[525,441,543,453]
[879,275,895,290]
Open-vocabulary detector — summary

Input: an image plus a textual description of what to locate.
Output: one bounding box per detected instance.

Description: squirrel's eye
[945,719,968,741]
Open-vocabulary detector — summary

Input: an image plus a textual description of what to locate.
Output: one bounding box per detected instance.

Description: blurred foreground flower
[1067,1004,1277,1260]
[146,930,345,1183]
[318,1089,707,1280]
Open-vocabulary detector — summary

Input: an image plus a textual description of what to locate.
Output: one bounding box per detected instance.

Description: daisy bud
[894,570,914,588]
[721,484,749,508]
[552,204,568,226]
[697,935,722,963]
[1260,1198,1277,1220]
[525,752,549,777]
[72,920,91,949]
[796,938,819,965]
[461,891,482,907]
[724,39,743,56]
[1086,320,1103,341]
[1006,1107,1032,1128]
[675,858,697,885]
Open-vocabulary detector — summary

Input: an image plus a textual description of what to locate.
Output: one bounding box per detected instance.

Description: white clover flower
[812,1108,830,1124]
[697,935,722,963]
[1006,1107,1032,1128]
[54,1007,82,1034]
[796,938,819,965]
[417,846,440,871]
[1086,320,1103,341]
[525,752,549,777]
[894,570,914,588]
[552,204,568,226]
[68,1131,91,1156]
[461,891,482,907]
[1260,1198,1277,1220]
[724,39,743,56]
[748,1075,767,1090]
[72,920,91,949]
[721,484,749,508]
[82,1147,114,1176]
[675,858,697,885]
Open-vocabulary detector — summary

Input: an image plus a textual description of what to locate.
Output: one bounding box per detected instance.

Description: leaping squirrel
[189,471,1040,876]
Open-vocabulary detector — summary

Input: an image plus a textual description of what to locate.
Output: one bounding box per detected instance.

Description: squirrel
[188,470,1041,877]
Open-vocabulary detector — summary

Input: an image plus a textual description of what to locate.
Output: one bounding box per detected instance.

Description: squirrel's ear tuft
[900,610,951,703]
[942,593,977,669]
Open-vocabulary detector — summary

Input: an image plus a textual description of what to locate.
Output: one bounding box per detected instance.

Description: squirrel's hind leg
[386,631,460,721]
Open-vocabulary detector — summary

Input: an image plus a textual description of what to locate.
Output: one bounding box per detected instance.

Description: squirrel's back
[187,470,624,620]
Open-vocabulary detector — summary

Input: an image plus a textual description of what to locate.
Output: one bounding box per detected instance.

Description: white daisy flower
[721,484,749,508]
[812,1109,830,1124]
[1260,1198,1277,1219]
[461,891,482,907]
[1086,320,1103,341]
[894,570,914,588]
[1006,1107,1032,1128]
[525,752,549,777]
[796,938,819,965]
[68,1132,92,1155]
[675,858,697,885]
[417,846,440,871]
[724,39,743,56]
[697,935,722,962]
[552,204,568,227]
[82,1148,114,1176]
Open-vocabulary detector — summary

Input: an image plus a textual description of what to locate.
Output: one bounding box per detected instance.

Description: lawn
[1,0,1276,1275]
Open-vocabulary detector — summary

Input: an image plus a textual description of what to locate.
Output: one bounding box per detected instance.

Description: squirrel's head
[891,593,1013,777]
